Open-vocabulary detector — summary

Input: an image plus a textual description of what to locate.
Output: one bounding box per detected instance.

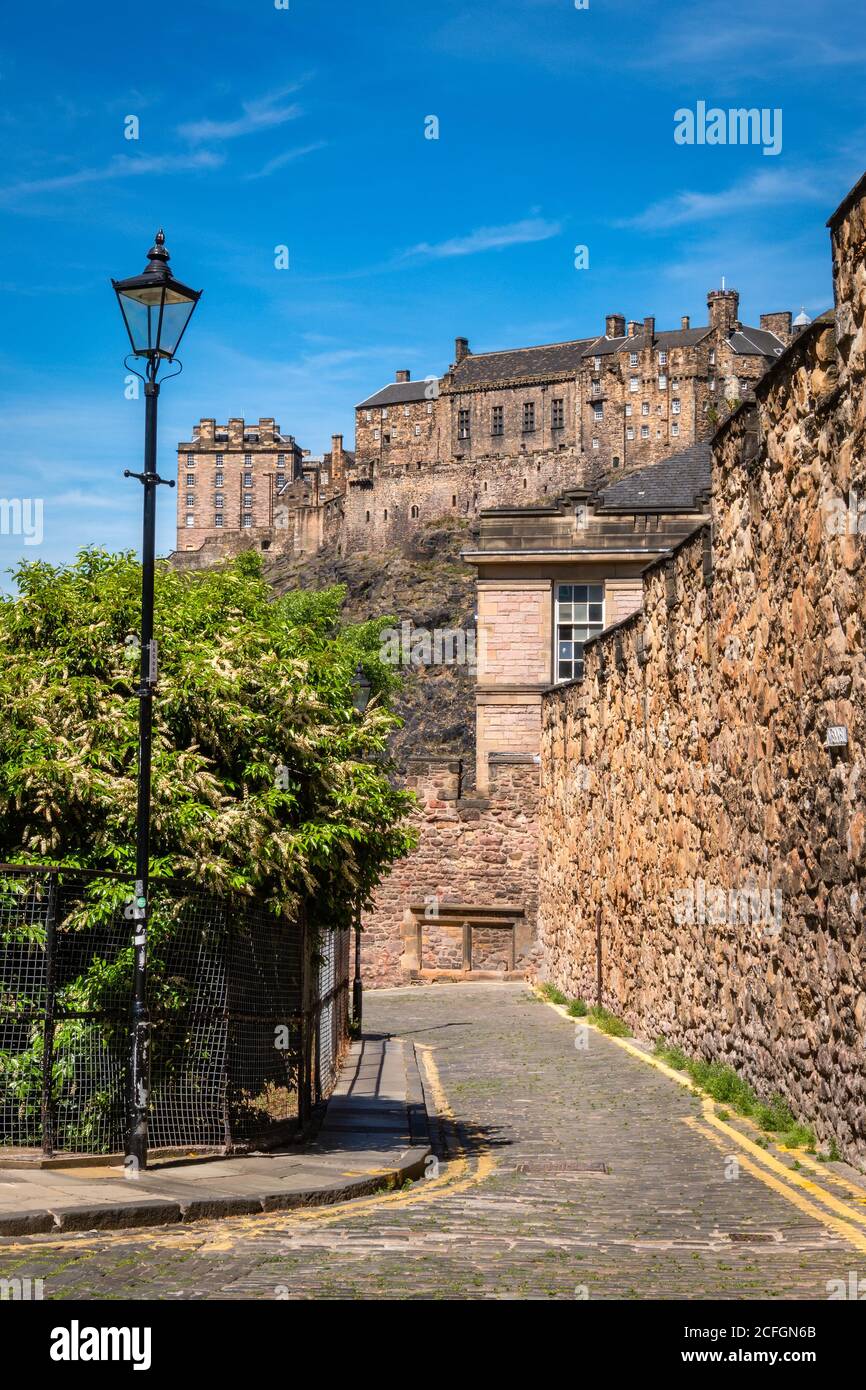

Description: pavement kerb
[0,1043,432,1240]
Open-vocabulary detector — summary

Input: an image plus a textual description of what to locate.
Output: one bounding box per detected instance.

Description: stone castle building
[173,288,796,565]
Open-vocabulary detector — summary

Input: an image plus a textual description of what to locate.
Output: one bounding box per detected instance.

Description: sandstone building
[174,288,795,564]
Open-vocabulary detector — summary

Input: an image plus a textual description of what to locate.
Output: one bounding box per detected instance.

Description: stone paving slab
[0,1037,430,1237]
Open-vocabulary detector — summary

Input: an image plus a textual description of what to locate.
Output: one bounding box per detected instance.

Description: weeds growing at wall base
[653,1039,817,1150]
[537,983,630,1034]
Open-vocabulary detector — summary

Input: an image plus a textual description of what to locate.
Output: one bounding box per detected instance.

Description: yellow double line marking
[539,991,866,1255]
[0,1039,492,1255]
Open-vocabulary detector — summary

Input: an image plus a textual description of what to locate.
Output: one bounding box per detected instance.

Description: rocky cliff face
[263,517,478,777]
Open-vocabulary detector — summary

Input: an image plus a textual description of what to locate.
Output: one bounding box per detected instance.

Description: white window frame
[554,582,605,683]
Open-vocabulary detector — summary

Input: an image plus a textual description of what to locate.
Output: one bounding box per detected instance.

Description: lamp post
[351,664,372,1032]
[112,231,201,1169]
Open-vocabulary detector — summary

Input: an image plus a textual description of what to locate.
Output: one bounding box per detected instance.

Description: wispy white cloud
[179,85,303,144]
[0,151,223,205]
[404,216,562,260]
[243,141,326,180]
[628,8,866,76]
[617,169,828,231]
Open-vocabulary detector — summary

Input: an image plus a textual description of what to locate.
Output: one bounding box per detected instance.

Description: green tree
[0,548,415,933]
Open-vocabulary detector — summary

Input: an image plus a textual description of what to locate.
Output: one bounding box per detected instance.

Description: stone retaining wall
[537,176,866,1163]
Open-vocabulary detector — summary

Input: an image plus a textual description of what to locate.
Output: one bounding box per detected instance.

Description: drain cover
[515,1159,608,1175]
[726,1231,779,1243]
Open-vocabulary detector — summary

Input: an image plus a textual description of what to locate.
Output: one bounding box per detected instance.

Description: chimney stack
[455,336,470,364]
[605,313,625,339]
[330,433,346,493]
[395,369,411,382]
[644,316,655,345]
[681,315,690,331]
[759,311,792,342]
[627,320,640,338]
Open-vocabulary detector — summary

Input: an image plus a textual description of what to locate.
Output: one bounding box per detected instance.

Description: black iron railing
[0,866,349,1156]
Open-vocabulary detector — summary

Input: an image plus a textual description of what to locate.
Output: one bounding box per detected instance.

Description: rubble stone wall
[537,180,866,1162]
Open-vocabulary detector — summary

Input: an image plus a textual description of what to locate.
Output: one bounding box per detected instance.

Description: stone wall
[360,756,540,989]
[340,446,591,555]
[536,176,866,1163]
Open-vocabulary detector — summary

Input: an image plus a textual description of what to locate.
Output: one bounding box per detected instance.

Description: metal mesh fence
[0,867,349,1156]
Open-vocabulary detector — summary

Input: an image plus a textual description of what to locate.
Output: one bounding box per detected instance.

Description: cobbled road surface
[1,983,862,1300]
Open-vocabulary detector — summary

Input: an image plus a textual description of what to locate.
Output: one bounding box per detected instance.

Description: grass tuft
[538,982,569,1006]
[587,1005,631,1037]
[652,1041,816,1149]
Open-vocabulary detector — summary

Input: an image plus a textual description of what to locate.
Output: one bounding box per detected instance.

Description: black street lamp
[350,664,371,1032]
[112,231,201,1169]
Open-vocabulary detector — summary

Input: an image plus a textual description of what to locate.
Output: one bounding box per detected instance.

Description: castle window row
[458,398,569,439]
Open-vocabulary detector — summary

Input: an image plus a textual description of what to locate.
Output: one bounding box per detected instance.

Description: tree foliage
[0,548,415,933]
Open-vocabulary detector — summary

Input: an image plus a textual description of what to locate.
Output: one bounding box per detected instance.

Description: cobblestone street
[1,983,864,1301]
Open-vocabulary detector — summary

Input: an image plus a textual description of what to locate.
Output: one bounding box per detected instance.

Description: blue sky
[1,0,864,580]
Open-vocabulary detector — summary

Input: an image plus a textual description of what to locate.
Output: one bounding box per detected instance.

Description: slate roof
[728,327,787,358]
[356,317,788,405]
[356,380,432,409]
[445,324,783,388]
[590,326,711,357]
[596,442,712,512]
[447,339,596,386]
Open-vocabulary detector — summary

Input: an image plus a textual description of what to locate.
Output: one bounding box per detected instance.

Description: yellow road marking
[536,986,866,1251]
[0,1036,494,1255]
[773,1144,866,1204]
[685,1117,866,1256]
